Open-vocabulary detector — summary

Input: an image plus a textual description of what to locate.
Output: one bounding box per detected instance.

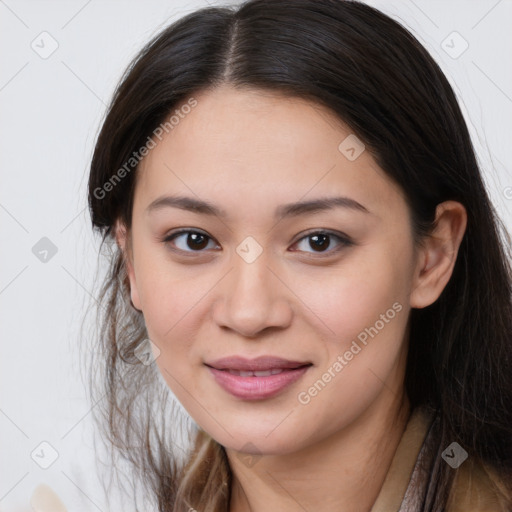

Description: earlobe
[114,219,143,312]
[410,201,467,309]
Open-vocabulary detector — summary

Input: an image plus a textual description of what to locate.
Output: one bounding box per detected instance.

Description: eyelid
[162,228,220,254]
[290,229,353,256]
[161,228,353,256]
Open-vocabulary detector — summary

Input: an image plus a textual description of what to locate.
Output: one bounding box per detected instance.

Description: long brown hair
[84,1,512,510]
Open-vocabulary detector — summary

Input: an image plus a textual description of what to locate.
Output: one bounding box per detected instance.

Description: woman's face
[121,84,422,455]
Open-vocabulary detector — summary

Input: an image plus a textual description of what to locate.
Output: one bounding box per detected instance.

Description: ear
[114,219,142,311]
[410,201,467,309]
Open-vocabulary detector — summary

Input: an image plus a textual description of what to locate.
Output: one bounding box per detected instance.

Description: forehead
[134,85,406,220]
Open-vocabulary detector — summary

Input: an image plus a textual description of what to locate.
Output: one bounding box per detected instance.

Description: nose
[212,251,293,338]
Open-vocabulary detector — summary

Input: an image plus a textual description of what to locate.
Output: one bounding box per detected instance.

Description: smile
[206,364,312,400]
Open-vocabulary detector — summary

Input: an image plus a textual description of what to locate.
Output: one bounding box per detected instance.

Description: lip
[205,356,312,400]
[205,355,311,372]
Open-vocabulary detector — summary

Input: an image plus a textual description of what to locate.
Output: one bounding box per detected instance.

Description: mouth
[205,355,312,372]
[204,356,313,400]
[211,367,304,377]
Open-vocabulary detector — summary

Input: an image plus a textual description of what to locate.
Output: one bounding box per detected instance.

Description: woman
[85,0,512,510]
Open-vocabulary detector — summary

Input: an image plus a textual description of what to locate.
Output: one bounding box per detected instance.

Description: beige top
[370,406,512,512]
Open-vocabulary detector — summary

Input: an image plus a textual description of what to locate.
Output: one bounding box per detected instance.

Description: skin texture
[115,84,467,512]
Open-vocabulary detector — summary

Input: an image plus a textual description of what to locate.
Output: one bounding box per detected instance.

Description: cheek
[133,238,200,334]
[298,244,411,399]
[307,241,411,344]
[140,274,201,356]
[139,268,205,400]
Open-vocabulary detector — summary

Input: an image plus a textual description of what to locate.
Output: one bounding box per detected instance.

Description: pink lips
[205,356,312,400]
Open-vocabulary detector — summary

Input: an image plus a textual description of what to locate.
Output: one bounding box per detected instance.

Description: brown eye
[308,233,330,252]
[163,230,218,253]
[291,230,353,256]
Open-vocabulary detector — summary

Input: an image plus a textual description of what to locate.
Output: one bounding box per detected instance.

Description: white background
[1,1,511,511]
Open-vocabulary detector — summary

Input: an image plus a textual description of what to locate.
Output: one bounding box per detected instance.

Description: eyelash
[161,228,353,258]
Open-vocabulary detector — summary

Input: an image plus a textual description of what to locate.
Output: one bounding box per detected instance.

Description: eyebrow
[145,194,371,220]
